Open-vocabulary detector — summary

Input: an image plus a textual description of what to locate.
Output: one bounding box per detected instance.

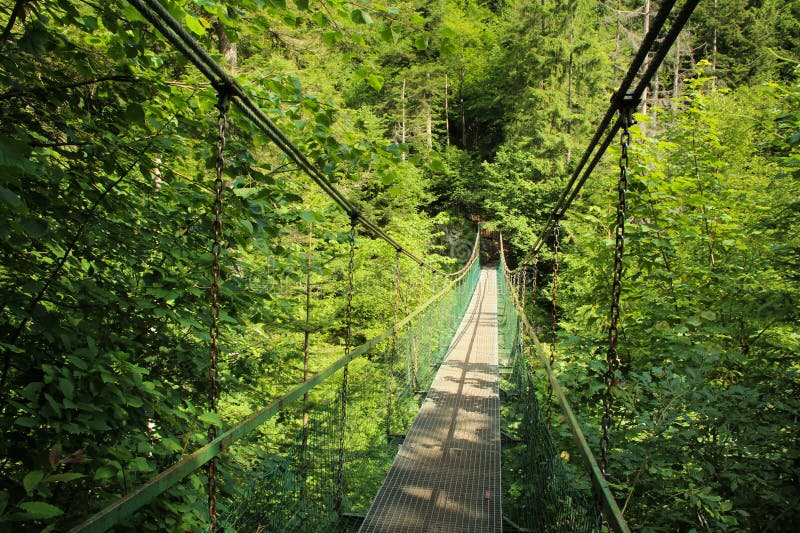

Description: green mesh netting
[497,258,602,533]
[214,259,481,531]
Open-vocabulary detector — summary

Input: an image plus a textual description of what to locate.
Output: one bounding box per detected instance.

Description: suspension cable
[126,0,458,276]
[206,88,229,532]
[526,0,700,260]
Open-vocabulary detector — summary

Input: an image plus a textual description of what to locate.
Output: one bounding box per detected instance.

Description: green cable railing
[72,237,481,532]
[498,239,630,533]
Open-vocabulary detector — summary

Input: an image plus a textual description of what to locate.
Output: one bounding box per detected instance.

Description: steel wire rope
[127,0,460,276]
[526,0,700,260]
[558,0,702,219]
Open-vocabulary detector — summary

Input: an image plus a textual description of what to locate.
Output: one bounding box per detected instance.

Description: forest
[0,0,799,530]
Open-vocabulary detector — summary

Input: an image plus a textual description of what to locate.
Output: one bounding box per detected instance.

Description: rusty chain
[207,89,230,531]
[601,105,633,476]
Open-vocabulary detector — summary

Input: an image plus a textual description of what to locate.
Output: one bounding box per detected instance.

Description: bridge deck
[360,268,501,532]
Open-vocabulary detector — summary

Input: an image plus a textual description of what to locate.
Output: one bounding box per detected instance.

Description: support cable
[527,0,700,259]
[127,0,454,275]
[206,88,230,532]
[601,105,633,476]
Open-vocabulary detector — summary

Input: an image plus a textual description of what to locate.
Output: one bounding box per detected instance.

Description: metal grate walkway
[360,268,502,532]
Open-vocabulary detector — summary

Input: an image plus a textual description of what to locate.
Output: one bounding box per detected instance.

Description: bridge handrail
[499,236,630,533]
[70,235,481,532]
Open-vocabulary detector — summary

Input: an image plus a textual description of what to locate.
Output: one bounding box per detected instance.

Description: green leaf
[700,310,717,321]
[14,417,37,428]
[45,473,85,483]
[129,457,154,473]
[23,471,45,494]
[312,12,328,26]
[380,25,397,44]
[322,31,342,47]
[58,378,74,401]
[294,0,308,10]
[353,66,370,82]
[126,103,146,125]
[380,171,396,185]
[349,9,373,24]
[192,0,222,13]
[351,33,366,47]
[429,157,445,173]
[161,437,183,453]
[68,355,88,371]
[93,466,117,481]
[0,341,24,354]
[0,187,23,209]
[0,490,8,515]
[686,316,702,327]
[414,35,429,51]
[18,501,63,519]
[184,14,207,36]
[20,217,47,238]
[366,74,384,92]
[22,382,43,401]
[126,395,143,408]
[198,412,223,427]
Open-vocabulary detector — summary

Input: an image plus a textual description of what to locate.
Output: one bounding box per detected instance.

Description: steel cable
[127,0,456,275]
[527,0,700,260]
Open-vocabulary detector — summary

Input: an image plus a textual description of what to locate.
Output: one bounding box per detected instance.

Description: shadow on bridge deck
[359,268,502,533]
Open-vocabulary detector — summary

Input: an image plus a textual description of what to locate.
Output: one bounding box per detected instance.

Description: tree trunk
[215,20,237,66]
[567,11,574,165]
[401,78,407,160]
[444,74,450,147]
[642,0,651,116]
[673,32,681,103]
[459,69,467,148]
[425,72,433,152]
[651,63,659,127]
[712,0,718,87]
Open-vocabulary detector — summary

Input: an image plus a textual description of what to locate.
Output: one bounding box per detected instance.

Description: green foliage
[692,0,800,85]
[0,0,464,528]
[552,73,800,530]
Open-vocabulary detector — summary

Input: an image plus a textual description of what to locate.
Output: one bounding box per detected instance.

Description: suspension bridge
[8,0,704,530]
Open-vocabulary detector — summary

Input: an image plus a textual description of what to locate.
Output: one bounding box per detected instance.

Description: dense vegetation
[1,0,798,530]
